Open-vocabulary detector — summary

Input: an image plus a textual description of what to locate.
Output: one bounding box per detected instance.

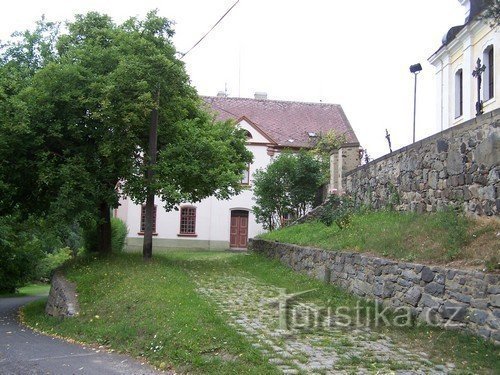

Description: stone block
[447,150,464,175]
[424,282,445,297]
[470,298,489,309]
[473,132,500,167]
[404,286,422,307]
[468,309,488,325]
[447,291,472,304]
[488,285,500,294]
[420,293,441,310]
[421,266,435,282]
[402,269,420,282]
[490,294,500,308]
[486,316,500,330]
[440,301,468,321]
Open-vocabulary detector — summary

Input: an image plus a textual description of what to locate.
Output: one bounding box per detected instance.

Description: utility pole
[143,88,159,261]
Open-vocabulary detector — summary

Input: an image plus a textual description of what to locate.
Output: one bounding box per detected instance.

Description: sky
[0,0,466,159]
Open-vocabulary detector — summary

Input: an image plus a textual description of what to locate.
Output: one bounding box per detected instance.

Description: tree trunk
[143,93,159,261]
[97,201,112,254]
[142,193,154,260]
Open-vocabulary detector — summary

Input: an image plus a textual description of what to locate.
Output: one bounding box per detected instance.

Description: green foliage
[83,218,128,253]
[253,151,323,230]
[479,0,500,28]
[22,251,500,373]
[23,253,281,374]
[111,218,128,253]
[0,11,251,254]
[386,182,400,211]
[35,247,73,281]
[0,214,84,292]
[438,205,469,260]
[319,194,355,229]
[260,211,497,265]
[0,217,45,293]
[310,130,346,159]
[309,130,346,180]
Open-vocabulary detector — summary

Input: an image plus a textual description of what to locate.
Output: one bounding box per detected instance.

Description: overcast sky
[0,0,466,159]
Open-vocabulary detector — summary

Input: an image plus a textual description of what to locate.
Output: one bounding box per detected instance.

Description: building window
[483,45,494,101]
[140,204,157,233]
[454,69,463,118]
[179,206,196,235]
[241,164,250,185]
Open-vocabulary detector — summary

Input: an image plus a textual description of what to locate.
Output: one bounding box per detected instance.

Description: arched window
[454,69,463,119]
[483,45,494,101]
[244,130,253,139]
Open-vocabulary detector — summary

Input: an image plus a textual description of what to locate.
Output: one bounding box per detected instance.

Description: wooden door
[230,210,249,249]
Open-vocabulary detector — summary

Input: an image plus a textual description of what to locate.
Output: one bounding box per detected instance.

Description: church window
[483,45,494,101]
[454,69,463,118]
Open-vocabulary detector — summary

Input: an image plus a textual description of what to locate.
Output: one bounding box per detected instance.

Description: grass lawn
[22,251,499,374]
[0,283,50,298]
[260,210,500,268]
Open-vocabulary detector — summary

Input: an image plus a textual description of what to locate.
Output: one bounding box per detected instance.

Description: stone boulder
[45,272,80,317]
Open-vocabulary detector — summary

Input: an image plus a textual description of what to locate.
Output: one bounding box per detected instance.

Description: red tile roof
[202,96,359,148]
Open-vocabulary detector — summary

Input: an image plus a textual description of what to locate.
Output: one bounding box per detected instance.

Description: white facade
[429,0,499,131]
[116,118,277,251]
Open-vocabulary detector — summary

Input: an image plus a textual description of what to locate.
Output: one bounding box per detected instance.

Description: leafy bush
[0,217,45,293]
[319,194,355,229]
[83,218,128,253]
[111,218,128,253]
[35,247,73,281]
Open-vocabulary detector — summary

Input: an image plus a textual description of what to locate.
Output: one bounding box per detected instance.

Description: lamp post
[410,63,422,144]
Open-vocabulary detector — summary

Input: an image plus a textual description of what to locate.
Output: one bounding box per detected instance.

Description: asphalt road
[0,295,163,375]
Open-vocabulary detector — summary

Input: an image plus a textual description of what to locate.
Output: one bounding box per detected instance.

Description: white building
[116,93,360,251]
[429,0,499,131]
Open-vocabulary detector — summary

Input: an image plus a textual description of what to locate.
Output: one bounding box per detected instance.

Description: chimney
[254,92,267,100]
[217,91,227,98]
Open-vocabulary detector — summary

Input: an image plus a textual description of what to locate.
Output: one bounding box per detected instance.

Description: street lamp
[410,63,422,144]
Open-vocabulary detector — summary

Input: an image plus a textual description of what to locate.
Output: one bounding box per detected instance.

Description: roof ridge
[202,95,341,107]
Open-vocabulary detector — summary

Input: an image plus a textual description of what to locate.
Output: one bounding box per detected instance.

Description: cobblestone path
[194,273,456,375]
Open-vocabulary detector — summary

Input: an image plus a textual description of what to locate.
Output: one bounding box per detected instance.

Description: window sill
[137,232,158,236]
[177,233,197,237]
[483,97,496,107]
[452,115,464,125]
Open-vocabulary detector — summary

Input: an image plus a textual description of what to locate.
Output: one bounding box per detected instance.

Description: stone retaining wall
[45,272,80,317]
[342,109,499,216]
[250,238,500,344]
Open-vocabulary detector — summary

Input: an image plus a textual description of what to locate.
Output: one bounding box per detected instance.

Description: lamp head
[410,63,423,74]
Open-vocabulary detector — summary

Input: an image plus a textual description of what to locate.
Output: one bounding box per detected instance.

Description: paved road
[0,295,163,375]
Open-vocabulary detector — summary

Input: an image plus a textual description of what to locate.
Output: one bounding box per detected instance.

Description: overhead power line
[180,0,240,59]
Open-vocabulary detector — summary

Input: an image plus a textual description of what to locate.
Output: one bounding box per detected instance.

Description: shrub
[35,247,73,281]
[83,218,128,253]
[319,194,355,229]
[0,217,44,293]
[111,217,128,253]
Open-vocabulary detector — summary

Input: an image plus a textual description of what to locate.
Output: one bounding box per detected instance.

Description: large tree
[0,11,252,256]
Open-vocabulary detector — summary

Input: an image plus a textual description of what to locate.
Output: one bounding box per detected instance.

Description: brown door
[230,210,249,248]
